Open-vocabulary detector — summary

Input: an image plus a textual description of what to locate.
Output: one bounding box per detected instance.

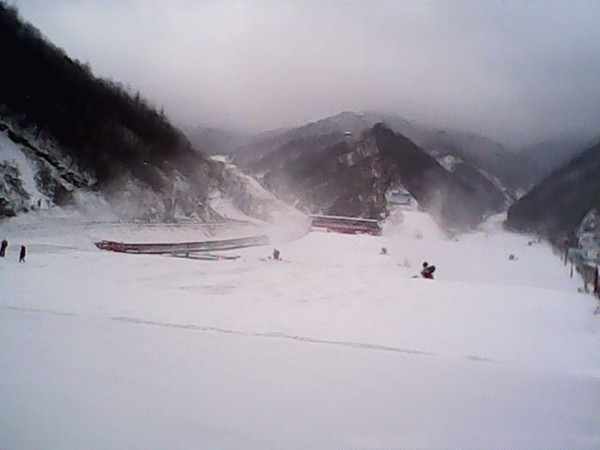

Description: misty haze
[1,1,599,449]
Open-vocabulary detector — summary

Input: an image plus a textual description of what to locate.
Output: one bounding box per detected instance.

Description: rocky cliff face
[0,121,91,216]
[0,162,30,216]
[0,119,221,221]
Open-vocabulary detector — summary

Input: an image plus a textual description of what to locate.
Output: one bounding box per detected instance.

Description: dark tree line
[0,3,208,193]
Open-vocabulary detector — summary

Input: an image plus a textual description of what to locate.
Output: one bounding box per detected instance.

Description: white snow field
[1,210,599,449]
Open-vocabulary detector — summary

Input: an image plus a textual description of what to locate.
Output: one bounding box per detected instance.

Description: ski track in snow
[2,305,445,359]
[0,304,564,368]
[111,316,440,358]
[5,305,76,317]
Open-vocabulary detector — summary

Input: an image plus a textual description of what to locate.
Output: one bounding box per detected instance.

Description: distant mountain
[506,139,600,241]
[414,130,529,192]
[254,123,505,230]
[186,126,250,155]
[233,111,414,168]
[517,134,600,185]
[231,111,512,228]
[233,111,526,195]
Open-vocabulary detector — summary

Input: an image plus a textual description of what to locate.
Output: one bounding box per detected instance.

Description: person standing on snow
[0,239,7,257]
[19,245,26,263]
[421,261,435,279]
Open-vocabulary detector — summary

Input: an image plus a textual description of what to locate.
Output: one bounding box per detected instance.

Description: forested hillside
[0,3,213,218]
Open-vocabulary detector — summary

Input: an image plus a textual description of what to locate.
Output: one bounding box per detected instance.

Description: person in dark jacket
[0,239,7,257]
[19,245,26,263]
[421,261,435,279]
[272,248,281,261]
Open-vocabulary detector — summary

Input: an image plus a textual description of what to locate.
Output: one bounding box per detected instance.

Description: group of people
[269,246,435,279]
[1,239,26,263]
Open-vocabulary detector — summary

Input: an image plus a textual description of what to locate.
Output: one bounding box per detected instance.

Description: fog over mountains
[191,109,599,191]
[222,112,512,227]
[10,0,600,147]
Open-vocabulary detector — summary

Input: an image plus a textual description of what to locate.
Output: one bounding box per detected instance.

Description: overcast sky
[8,0,600,146]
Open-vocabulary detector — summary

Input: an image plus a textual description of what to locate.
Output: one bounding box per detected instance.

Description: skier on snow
[421,261,435,279]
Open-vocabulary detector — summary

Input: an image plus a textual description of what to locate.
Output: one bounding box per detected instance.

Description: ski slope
[1,211,599,449]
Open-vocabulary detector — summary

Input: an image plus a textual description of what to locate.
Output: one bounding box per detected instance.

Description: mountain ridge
[506,139,600,241]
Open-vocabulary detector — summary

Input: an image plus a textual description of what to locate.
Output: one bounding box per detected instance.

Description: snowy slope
[0,212,598,449]
[0,131,45,202]
[0,128,46,215]
[211,155,305,223]
[0,121,94,218]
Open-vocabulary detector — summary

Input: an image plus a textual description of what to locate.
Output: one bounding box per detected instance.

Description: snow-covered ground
[1,210,599,449]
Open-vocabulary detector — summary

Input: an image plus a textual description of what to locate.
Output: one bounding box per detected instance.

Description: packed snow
[1,210,599,449]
